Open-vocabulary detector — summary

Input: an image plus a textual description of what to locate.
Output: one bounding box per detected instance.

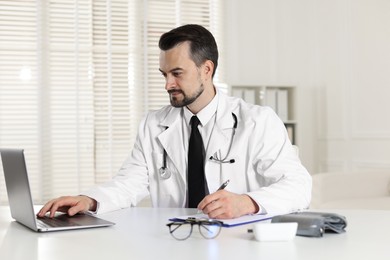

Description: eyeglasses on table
[166,218,223,240]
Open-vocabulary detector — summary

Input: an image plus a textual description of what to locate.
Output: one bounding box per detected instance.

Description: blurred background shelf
[230,85,297,144]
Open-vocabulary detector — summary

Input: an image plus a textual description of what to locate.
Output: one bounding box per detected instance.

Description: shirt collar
[184,88,219,127]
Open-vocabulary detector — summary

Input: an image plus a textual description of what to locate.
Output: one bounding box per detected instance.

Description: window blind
[0,0,225,205]
[43,0,95,199]
[93,0,136,184]
[0,0,41,202]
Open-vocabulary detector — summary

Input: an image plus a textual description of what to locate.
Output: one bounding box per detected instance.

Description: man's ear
[203,60,214,80]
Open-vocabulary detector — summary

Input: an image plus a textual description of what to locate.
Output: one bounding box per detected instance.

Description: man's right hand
[37,195,97,218]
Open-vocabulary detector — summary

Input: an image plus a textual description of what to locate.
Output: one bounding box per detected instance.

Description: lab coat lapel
[157,108,186,185]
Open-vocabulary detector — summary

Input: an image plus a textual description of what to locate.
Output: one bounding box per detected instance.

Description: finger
[198,192,222,211]
[37,200,55,217]
[206,202,226,219]
[48,197,75,218]
[67,202,87,216]
[202,196,224,215]
[68,196,96,216]
[208,203,235,219]
[67,206,80,216]
[48,201,61,218]
[38,198,65,218]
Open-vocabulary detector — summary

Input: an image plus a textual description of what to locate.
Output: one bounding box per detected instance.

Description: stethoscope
[159,113,238,179]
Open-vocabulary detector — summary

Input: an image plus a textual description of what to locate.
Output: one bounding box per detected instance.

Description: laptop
[0,148,115,232]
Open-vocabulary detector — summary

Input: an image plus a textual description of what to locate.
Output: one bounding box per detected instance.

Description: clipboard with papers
[169,213,277,227]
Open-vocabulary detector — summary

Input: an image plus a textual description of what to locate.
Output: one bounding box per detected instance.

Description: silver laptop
[0,148,115,232]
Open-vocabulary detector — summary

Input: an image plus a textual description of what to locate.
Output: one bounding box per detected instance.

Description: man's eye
[173,72,181,77]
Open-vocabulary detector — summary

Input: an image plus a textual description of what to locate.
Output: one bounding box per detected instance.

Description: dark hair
[159,24,219,78]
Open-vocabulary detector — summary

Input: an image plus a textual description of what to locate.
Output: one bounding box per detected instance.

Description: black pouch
[271,212,347,237]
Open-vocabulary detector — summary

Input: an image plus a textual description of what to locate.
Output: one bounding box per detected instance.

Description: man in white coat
[38,24,311,220]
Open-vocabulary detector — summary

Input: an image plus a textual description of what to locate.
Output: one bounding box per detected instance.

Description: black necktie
[188,116,206,208]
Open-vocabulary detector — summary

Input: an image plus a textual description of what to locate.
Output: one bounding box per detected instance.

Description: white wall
[224,0,390,174]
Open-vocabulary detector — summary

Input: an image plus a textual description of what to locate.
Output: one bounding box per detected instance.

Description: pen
[217,179,230,191]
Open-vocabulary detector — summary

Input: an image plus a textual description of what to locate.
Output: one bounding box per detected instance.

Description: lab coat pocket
[151,151,166,181]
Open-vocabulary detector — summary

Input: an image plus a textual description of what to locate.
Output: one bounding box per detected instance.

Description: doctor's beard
[168,83,204,108]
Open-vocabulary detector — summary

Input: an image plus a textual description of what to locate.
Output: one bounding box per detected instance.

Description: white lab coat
[84,91,312,214]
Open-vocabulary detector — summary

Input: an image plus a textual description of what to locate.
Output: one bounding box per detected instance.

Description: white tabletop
[0,206,389,260]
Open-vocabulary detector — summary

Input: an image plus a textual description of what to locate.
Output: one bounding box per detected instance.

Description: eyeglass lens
[168,221,222,240]
[169,223,193,240]
[198,222,221,239]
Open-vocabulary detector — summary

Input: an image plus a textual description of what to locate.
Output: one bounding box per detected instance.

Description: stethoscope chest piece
[159,167,171,179]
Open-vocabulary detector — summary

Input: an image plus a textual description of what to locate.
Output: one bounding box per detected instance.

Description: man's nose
[165,75,176,90]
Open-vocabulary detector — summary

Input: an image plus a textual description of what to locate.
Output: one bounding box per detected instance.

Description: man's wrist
[88,198,97,212]
[243,194,260,215]
[80,195,97,212]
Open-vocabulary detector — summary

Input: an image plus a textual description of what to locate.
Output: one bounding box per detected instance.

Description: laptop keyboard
[37,215,81,228]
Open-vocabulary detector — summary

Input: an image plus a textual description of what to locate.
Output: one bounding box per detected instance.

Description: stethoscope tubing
[159,112,237,179]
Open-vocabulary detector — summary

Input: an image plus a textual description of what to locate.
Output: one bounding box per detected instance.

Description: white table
[0,206,389,260]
